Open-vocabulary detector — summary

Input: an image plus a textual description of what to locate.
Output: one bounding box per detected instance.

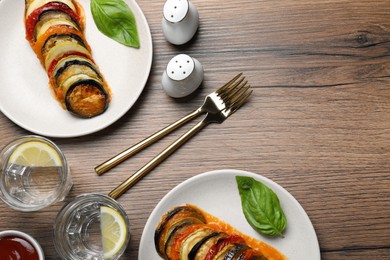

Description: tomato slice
[47,51,93,78]
[32,24,90,62]
[204,234,245,260]
[25,2,81,43]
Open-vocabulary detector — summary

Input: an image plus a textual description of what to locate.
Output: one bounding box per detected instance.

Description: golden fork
[108,82,252,199]
[95,73,248,175]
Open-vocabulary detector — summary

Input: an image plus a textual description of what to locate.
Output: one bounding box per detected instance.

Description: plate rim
[138,169,321,260]
[0,0,153,138]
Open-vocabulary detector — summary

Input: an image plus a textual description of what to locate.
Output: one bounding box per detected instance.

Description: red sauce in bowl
[0,235,39,260]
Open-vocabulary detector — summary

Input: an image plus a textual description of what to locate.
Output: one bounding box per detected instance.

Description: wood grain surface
[1,0,389,259]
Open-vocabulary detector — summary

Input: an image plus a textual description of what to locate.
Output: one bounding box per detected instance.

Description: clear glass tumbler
[0,135,72,211]
[53,193,130,260]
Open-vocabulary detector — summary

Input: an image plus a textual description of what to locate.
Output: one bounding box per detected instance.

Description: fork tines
[230,86,252,113]
[217,73,251,107]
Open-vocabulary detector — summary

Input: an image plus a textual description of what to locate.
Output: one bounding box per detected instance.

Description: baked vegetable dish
[24,0,111,118]
[155,204,287,260]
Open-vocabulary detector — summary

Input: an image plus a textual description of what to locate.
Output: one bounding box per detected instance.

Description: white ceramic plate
[139,169,321,259]
[0,0,152,138]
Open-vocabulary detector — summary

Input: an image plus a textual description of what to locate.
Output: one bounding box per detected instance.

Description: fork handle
[108,119,207,199]
[95,108,202,175]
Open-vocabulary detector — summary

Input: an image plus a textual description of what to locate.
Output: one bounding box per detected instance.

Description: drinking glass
[0,135,72,211]
[53,193,130,260]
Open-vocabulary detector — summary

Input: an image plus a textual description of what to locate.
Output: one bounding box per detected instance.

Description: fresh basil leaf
[91,0,140,48]
[236,176,287,237]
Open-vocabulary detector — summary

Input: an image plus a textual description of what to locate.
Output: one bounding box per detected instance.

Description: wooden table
[1,0,389,259]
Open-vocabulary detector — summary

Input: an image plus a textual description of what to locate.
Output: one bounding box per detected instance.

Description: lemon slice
[100,206,128,259]
[8,141,62,167]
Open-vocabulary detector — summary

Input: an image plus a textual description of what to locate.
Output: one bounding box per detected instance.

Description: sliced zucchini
[51,55,94,78]
[164,218,205,258]
[42,33,87,57]
[213,243,237,260]
[58,73,100,94]
[25,0,76,18]
[57,64,102,91]
[55,60,102,89]
[180,227,215,260]
[34,11,80,42]
[188,232,219,260]
[191,232,229,260]
[44,40,90,71]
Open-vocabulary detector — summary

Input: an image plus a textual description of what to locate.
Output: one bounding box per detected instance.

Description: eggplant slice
[65,79,108,118]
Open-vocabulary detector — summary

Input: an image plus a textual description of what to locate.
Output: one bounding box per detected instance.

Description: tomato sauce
[0,235,40,260]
